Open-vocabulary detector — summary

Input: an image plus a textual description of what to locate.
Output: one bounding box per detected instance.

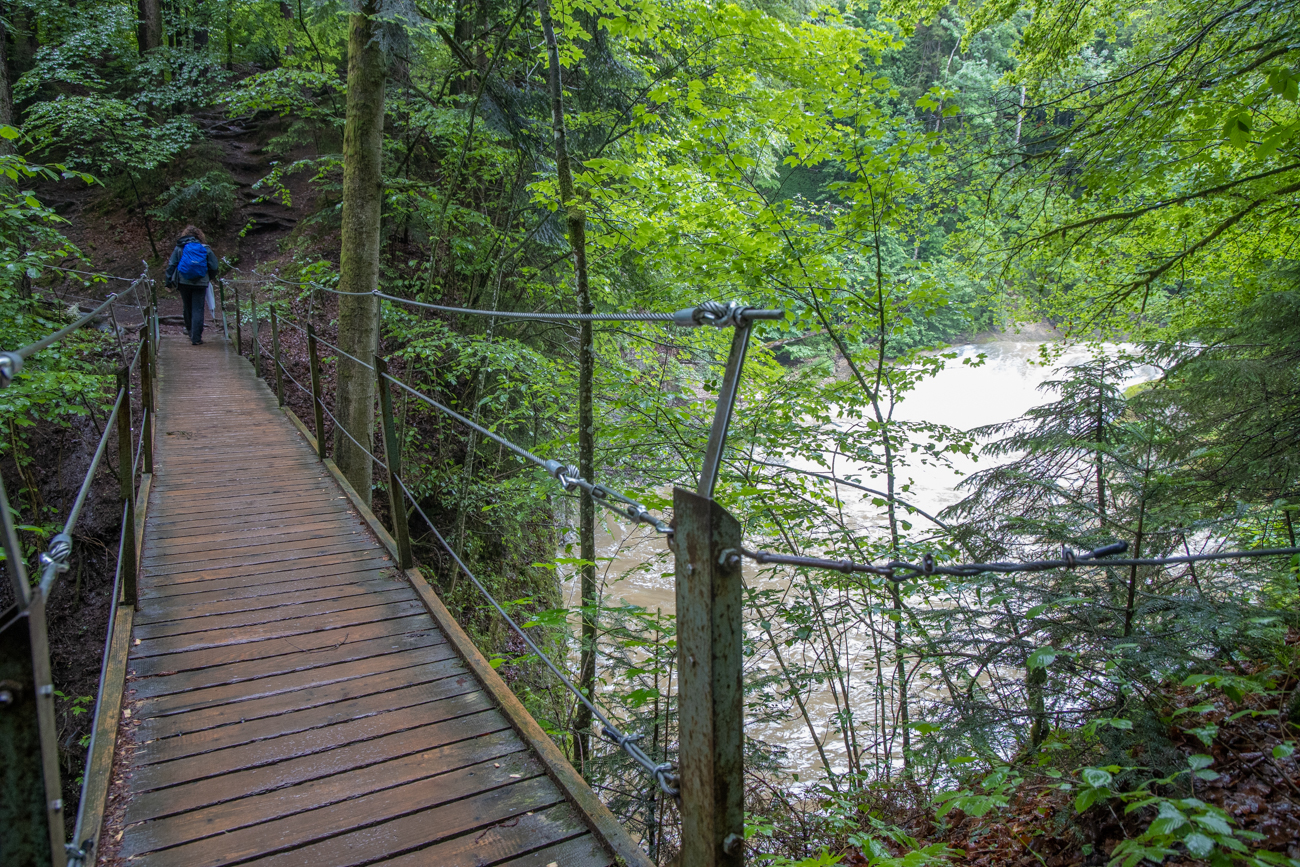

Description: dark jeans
[179,284,206,342]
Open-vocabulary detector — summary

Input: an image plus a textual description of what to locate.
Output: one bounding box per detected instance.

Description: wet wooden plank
[495,833,616,867]
[136,642,460,718]
[228,775,566,867]
[121,738,535,862]
[132,586,416,639]
[124,710,514,824]
[134,656,470,741]
[129,686,492,793]
[135,675,487,766]
[382,804,600,867]
[129,624,444,697]
[138,553,395,599]
[127,614,432,677]
[129,599,428,657]
[133,572,407,625]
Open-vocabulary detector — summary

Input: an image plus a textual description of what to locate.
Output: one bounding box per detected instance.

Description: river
[561,339,1157,776]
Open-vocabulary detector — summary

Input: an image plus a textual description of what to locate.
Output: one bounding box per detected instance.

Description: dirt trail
[41,108,316,321]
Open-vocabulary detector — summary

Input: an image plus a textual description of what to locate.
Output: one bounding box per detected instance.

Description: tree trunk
[0,12,13,153]
[137,0,163,54]
[538,0,596,776]
[334,0,386,506]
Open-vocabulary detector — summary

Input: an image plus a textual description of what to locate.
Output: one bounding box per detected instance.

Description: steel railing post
[0,478,68,865]
[233,280,242,355]
[219,280,229,343]
[116,369,137,606]
[250,286,260,376]
[673,486,744,867]
[271,310,285,406]
[307,323,326,460]
[375,356,413,570]
[139,326,153,475]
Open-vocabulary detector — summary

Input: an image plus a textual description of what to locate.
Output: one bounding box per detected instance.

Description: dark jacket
[165,235,219,288]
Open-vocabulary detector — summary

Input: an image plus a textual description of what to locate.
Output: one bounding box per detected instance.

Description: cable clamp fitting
[39,533,73,573]
[543,459,579,492]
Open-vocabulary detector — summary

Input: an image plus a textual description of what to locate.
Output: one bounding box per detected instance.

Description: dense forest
[2,0,1298,864]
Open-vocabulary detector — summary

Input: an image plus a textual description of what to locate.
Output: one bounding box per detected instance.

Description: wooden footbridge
[93,332,645,866]
[2,285,770,867]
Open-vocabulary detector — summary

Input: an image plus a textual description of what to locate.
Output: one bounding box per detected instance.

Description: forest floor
[841,634,1300,867]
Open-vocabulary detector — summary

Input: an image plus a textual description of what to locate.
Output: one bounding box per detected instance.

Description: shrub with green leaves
[152,170,238,226]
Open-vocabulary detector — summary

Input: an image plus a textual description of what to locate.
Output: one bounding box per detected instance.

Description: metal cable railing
[0,265,158,867]
[0,271,149,386]
[392,472,679,796]
[274,315,374,371]
[254,307,679,797]
[382,372,671,535]
[227,273,783,328]
[740,541,1300,584]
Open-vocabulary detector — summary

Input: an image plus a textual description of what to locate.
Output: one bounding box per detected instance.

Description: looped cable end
[1061,546,1078,569]
[0,351,24,388]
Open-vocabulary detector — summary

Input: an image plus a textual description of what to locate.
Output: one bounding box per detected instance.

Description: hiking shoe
[192,338,203,345]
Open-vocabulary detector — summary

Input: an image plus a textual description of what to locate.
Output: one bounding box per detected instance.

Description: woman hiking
[165,225,219,345]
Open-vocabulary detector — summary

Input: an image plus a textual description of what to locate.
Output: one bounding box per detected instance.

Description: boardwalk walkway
[100,333,625,866]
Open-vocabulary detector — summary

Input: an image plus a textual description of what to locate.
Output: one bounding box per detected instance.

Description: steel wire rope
[37,387,127,589]
[741,541,1300,583]
[0,277,148,385]
[390,471,680,798]
[256,341,388,472]
[67,496,131,865]
[273,315,374,371]
[42,265,144,283]
[381,371,670,534]
[265,275,784,328]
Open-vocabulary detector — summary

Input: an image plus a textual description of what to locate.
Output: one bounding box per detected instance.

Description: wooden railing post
[375,356,413,570]
[673,486,744,867]
[233,280,242,355]
[250,286,260,376]
[271,309,285,406]
[116,368,137,605]
[307,323,326,461]
[139,325,154,475]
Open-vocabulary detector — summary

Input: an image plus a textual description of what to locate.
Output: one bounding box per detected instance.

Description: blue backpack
[177,241,208,282]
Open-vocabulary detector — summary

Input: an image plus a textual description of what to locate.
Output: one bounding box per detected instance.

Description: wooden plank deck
[100,333,621,867]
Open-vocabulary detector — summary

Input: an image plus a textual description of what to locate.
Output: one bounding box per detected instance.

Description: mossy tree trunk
[137,0,163,54]
[538,0,596,776]
[335,0,386,506]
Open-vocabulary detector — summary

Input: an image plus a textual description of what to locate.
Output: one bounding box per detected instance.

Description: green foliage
[152,170,239,226]
[24,96,197,176]
[1073,759,1300,867]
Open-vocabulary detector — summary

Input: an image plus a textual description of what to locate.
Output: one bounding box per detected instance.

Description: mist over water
[562,340,1158,774]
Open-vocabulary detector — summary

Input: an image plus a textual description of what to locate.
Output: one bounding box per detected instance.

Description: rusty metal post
[116,369,138,606]
[271,310,285,407]
[250,285,261,376]
[139,326,154,475]
[307,323,326,461]
[673,486,744,867]
[375,356,413,570]
[233,280,242,355]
